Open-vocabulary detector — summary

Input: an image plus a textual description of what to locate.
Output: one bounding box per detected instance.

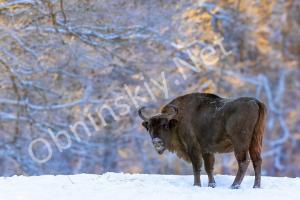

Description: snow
[1,173,300,200]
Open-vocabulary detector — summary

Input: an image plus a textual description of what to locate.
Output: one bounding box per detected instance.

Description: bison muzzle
[138,93,267,189]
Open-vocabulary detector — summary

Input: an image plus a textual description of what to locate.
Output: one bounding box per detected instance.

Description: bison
[138,93,266,189]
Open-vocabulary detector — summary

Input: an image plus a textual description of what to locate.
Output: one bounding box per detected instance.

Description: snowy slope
[0,173,300,200]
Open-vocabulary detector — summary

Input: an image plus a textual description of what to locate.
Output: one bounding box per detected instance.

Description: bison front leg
[189,152,202,186]
[203,153,216,188]
[192,160,202,186]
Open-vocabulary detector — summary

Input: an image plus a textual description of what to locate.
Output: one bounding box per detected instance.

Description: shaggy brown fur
[138,93,266,189]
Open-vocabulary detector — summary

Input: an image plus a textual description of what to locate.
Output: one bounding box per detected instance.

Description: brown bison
[138,93,266,189]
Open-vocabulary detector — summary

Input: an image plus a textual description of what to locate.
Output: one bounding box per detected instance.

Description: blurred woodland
[0,0,300,177]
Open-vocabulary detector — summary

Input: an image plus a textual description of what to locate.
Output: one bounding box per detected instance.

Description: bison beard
[138,93,267,189]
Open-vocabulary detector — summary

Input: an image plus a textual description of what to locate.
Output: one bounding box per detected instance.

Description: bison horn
[138,106,149,121]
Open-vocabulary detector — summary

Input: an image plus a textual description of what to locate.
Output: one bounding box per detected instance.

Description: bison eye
[163,124,169,129]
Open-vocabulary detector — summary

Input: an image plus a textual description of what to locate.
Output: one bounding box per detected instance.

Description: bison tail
[249,100,267,188]
[250,100,267,154]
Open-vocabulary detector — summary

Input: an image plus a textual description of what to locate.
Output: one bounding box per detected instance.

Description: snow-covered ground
[1,173,300,200]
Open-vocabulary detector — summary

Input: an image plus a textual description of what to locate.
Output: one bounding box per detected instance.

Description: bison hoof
[208,182,216,188]
[253,185,261,189]
[230,184,240,189]
[193,183,201,187]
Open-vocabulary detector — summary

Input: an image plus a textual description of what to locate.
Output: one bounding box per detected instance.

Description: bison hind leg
[230,150,250,189]
[249,144,262,188]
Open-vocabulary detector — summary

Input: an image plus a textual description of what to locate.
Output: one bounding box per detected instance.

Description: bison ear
[142,121,149,130]
[168,119,178,130]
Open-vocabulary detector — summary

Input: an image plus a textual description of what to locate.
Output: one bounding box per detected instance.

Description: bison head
[138,105,178,154]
